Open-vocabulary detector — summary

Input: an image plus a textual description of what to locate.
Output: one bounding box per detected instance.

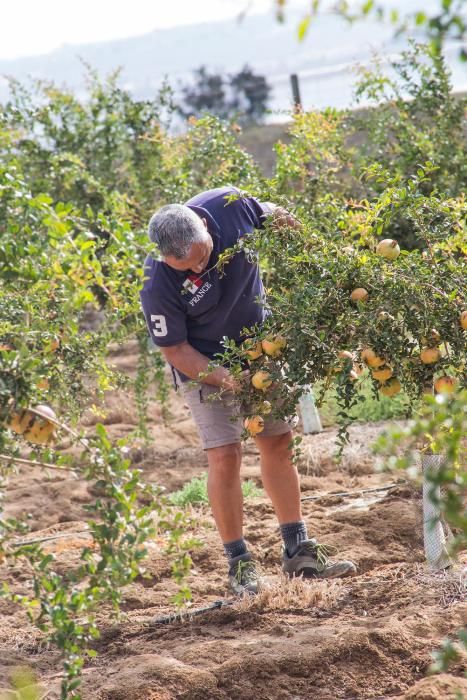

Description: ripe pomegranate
[244,415,265,436]
[379,378,401,397]
[376,239,400,261]
[261,335,287,358]
[361,348,385,368]
[420,347,441,364]
[372,366,393,382]
[350,288,369,303]
[7,410,32,435]
[8,404,57,445]
[251,371,273,392]
[434,376,457,394]
[243,340,263,360]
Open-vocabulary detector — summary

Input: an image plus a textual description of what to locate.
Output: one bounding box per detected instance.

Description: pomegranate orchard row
[0,45,465,696]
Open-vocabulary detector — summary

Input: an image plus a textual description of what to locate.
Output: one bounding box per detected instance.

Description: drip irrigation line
[149,598,234,625]
[11,530,91,548]
[0,453,77,473]
[300,481,407,503]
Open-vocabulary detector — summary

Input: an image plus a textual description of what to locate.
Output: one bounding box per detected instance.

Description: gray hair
[148,204,209,259]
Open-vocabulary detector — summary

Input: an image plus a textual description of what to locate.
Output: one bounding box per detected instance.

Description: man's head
[148,204,213,273]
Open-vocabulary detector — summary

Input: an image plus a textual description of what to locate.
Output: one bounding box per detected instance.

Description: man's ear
[201,217,208,230]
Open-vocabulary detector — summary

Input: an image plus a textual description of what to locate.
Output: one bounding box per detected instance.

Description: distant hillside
[0,10,403,112]
[0,7,464,114]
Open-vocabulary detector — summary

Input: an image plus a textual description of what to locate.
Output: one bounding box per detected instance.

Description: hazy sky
[1,1,444,62]
[0,0,274,60]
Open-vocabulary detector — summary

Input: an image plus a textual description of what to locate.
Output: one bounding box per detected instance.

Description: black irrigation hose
[150,598,235,625]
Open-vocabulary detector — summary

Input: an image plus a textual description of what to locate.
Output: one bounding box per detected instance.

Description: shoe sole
[283,561,357,580]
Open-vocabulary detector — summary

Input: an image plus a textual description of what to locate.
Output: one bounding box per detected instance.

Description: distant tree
[178,64,271,124]
[178,66,230,120]
[229,66,271,123]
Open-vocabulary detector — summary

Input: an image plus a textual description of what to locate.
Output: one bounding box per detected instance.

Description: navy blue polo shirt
[140,186,270,378]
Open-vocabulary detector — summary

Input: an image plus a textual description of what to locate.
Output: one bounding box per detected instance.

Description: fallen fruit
[420,347,441,364]
[251,370,273,392]
[350,288,369,303]
[361,348,385,368]
[376,239,400,260]
[434,376,457,394]
[244,415,265,436]
[372,366,393,382]
[379,378,401,397]
[338,350,353,361]
[460,311,467,330]
[261,335,287,358]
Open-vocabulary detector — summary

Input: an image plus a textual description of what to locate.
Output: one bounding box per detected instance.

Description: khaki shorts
[179,379,296,450]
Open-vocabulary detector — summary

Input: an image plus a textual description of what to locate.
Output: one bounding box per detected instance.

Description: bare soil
[1,342,465,699]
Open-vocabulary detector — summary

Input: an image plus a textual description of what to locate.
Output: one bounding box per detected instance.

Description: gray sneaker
[282,538,356,579]
[228,552,260,596]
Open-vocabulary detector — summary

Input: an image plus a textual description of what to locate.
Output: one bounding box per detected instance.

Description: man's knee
[256,431,293,454]
[207,442,242,477]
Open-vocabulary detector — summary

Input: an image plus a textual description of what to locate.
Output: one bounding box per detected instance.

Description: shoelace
[235,559,258,585]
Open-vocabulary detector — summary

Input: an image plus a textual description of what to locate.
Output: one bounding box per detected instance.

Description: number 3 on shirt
[151,314,168,337]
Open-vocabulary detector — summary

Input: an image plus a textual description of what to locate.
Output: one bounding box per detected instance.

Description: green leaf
[415,12,427,26]
[297,15,312,41]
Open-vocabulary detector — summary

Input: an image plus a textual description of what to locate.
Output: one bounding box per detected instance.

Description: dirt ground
[1,342,465,699]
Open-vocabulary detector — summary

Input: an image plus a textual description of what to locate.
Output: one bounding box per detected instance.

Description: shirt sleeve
[240,195,273,230]
[140,287,187,348]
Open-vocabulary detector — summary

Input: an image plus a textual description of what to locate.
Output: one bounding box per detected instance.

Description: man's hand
[160,341,249,391]
[272,206,301,231]
[263,203,302,232]
[221,368,250,393]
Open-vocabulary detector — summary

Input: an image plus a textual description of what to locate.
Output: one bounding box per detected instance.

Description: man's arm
[160,341,239,391]
[262,202,301,230]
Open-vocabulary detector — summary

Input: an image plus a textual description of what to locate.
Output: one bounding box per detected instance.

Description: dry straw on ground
[234,570,345,613]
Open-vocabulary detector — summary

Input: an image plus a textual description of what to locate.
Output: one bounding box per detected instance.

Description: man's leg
[179,380,260,594]
[256,430,356,579]
[206,442,243,543]
[255,431,302,523]
[206,441,260,595]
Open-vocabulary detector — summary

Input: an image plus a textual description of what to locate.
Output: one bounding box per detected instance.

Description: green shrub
[316,374,414,426]
[169,472,263,507]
